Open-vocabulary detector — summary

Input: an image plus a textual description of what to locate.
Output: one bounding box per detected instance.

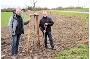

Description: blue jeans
[43,32,54,48]
[11,34,21,56]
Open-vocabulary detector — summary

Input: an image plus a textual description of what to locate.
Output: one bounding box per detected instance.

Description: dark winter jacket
[39,16,54,32]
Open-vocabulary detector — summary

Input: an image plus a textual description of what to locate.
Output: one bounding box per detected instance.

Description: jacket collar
[13,14,22,20]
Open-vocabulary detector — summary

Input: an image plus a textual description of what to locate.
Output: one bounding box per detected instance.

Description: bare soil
[1,11,89,59]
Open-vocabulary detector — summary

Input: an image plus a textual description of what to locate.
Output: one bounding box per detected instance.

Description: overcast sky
[1,0,89,9]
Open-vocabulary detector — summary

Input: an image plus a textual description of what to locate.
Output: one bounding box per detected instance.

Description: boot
[11,55,16,59]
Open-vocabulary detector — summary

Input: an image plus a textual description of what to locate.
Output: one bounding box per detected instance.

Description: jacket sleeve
[21,16,29,25]
[8,16,14,33]
[39,20,44,32]
[24,20,29,25]
[48,18,54,26]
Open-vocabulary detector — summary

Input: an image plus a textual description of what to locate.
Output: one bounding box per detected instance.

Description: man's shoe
[51,48,56,50]
[11,56,16,59]
[14,54,18,58]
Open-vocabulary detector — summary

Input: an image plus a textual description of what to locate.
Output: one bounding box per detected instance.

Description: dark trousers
[43,32,54,48]
[11,34,21,56]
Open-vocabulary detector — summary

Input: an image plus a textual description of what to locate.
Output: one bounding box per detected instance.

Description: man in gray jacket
[8,8,29,59]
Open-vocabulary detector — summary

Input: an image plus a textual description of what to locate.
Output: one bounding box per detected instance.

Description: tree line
[1,6,83,12]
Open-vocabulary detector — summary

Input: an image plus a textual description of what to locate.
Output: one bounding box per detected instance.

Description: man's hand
[28,19,30,21]
[45,23,48,26]
[43,30,46,33]
[34,13,38,15]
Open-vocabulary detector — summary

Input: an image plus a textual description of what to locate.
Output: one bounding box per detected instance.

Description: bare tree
[30,0,37,12]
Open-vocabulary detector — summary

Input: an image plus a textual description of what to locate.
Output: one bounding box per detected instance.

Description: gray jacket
[8,14,29,35]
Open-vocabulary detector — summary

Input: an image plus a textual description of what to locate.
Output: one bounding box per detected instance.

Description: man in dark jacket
[39,11,55,50]
[8,8,29,59]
